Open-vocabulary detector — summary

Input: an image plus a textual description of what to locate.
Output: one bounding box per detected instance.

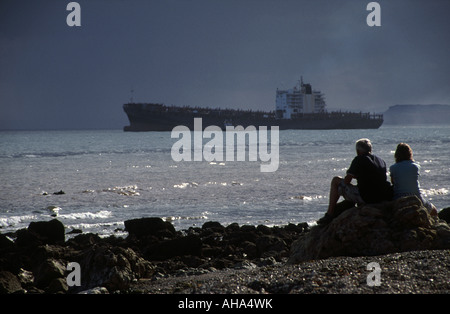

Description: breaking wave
[58,210,113,220]
[421,188,449,197]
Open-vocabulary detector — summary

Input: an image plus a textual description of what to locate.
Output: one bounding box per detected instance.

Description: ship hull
[123,103,383,131]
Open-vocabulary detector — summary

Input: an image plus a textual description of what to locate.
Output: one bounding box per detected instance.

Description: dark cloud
[1,0,449,129]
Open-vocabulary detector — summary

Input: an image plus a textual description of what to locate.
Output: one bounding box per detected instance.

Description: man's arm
[344,173,355,184]
[346,156,359,185]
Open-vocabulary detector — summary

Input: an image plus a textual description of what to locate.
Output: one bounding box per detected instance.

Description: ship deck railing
[126,102,275,117]
[125,103,383,120]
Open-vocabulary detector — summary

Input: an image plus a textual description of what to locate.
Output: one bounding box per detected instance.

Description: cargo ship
[123,78,383,131]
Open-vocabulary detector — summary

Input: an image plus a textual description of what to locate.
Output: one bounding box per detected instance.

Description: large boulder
[438,207,450,223]
[28,219,65,244]
[34,258,66,289]
[73,244,155,292]
[15,219,65,247]
[124,217,176,238]
[288,196,450,263]
[0,271,23,294]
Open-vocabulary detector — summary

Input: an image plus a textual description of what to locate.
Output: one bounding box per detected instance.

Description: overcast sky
[1,0,449,130]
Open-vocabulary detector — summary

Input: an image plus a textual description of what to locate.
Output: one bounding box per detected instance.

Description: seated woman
[389,143,437,216]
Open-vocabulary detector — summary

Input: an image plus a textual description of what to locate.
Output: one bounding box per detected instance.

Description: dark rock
[1,215,311,293]
[210,258,233,269]
[282,223,299,233]
[124,217,176,238]
[0,271,23,294]
[27,219,65,244]
[256,224,272,235]
[202,221,225,232]
[333,200,356,217]
[297,222,309,233]
[241,241,258,258]
[28,244,76,273]
[66,233,102,250]
[47,277,68,294]
[225,223,240,233]
[240,225,256,233]
[255,256,278,267]
[34,258,66,289]
[391,197,432,229]
[17,268,34,288]
[15,228,44,248]
[289,196,450,263]
[180,255,205,268]
[78,287,109,294]
[224,229,258,245]
[201,232,223,246]
[438,207,450,223]
[256,235,287,257]
[75,244,155,292]
[202,245,222,258]
[145,235,202,260]
[0,233,15,250]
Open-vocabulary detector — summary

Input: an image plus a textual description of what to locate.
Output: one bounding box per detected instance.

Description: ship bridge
[276,78,326,119]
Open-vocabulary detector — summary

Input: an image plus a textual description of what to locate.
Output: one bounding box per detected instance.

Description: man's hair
[355,138,372,154]
[395,143,413,163]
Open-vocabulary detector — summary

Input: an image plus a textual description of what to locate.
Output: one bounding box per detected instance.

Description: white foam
[290,195,325,201]
[173,182,199,189]
[101,185,140,196]
[0,214,38,228]
[421,188,449,197]
[58,210,112,220]
[163,213,209,222]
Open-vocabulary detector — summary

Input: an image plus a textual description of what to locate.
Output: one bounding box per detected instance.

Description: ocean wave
[290,195,325,201]
[3,147,173,160]
[65,221,126,238]
[102,185,140,196]
[163,213,209,222]
[7,151,90,159]
[0,214,38,228]
[421,188,449,197]
[82,185,140,196]
[209,162,226,166]
[204,181,243,187]
[58,210,112,220]
[173,182,199,189]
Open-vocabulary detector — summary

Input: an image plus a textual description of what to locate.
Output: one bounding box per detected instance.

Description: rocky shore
[0,196,449,294]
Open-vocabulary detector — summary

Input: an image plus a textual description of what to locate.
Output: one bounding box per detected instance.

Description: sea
[1,125,449,238]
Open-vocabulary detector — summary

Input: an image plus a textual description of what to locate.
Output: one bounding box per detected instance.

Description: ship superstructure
[276,77,326,119]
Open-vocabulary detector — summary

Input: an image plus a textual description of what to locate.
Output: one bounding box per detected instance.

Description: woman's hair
[395,143,414,163]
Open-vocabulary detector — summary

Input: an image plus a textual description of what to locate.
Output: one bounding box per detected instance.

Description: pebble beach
[131,249,450,294]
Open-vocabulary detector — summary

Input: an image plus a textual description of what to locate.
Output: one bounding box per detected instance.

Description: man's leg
[327,176,343,216]
[318,177,343,225]
[318,177,363,225]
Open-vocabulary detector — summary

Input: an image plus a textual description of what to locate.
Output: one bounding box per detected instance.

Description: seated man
[318,138,392,225]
